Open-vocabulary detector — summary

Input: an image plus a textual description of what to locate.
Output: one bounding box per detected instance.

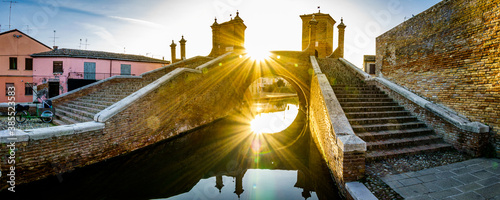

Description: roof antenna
[51,30,59,46]
[3,0,18,30]
[25,25,32,34]
[84,38,90,50]
[79,39,82,49]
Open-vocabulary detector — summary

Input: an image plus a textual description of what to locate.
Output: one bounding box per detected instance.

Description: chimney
[170,40,177,63]
[53,46,58,50]
[179,35,187,60]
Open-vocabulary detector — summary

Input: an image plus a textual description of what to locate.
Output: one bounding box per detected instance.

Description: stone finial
[179,35,186,44]
[338,17,346,29]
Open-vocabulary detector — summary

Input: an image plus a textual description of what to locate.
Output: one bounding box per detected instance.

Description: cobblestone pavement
[382,158,500,200]
[0,116,55,130]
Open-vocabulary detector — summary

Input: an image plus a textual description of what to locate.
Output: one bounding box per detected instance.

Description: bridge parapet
[308,56,366,195]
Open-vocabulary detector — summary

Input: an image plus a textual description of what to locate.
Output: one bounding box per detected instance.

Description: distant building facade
[0,29,52,103]
[209,11,247,57]
[31,48,170,98]
[300,12,346,58]
[363,55,376,75]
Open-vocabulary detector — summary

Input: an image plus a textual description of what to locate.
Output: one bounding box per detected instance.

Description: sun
[245,46,271,62]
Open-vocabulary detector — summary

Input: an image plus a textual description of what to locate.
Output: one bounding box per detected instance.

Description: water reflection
[248,76,300,134]
[3,109,341,199]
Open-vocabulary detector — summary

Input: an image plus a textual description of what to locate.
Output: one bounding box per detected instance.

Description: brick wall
[376,0,500,156]
[317,58,364,86]
[0,128,106,190]
[368,79,491,156]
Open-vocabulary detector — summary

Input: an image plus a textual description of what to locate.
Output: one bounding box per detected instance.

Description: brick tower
[209,11,247,57]
[300,12,336,58]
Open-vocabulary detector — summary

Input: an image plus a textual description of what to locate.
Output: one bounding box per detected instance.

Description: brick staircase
[52,57,215,125]
[331,84,453,161]
[53,79,144,125]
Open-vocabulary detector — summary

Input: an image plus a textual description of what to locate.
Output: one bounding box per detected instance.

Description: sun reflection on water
[250,104,299,134]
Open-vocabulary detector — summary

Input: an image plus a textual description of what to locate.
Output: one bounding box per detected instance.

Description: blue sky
[1,0,441,67]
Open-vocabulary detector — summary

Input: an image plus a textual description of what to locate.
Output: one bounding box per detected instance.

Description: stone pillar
[179,36,187,60]
[209,18,220,57]
[308,15,318,56]
[170,40,177,63]
[337,18,346,58]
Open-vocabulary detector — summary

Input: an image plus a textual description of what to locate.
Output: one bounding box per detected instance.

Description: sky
[0,0,441,67]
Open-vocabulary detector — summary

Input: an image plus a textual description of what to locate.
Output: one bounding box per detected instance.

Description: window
[369,64,376,74]
[25,83,33,96]
[5,83,14,96]
[25,58,33,70]
[120,64,131,75]
[53,61,63,73]
[9,57,17,70]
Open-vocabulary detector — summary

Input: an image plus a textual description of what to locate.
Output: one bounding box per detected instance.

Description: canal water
[3,83,342,200]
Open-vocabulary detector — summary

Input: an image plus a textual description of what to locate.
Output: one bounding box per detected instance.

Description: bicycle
[14,83,55,123]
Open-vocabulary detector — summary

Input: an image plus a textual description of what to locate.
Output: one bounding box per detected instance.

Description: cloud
[79,23,120,49]
[109,16,165,29]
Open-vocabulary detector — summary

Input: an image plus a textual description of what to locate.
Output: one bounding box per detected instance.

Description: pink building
[0,29,52,103]
[31,48,170,98]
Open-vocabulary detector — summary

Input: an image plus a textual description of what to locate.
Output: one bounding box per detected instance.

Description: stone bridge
[1,51,365,193]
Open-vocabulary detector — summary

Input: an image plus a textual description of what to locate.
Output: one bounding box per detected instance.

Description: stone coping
[346,182,378,200]
[94,53,232,123]
[311,56,366,152]
[0,121,104,143]
[338,58,489,134]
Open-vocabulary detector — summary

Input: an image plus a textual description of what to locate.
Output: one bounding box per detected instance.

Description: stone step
[335,94,388,98]
[366,135,444,150]
[80,95,123,102]
[91,90,137,97]
[331,85,378,90]
[366,143,454,162]
[342,106,406,113]
[349,116,419,125]
[332,89,385,95]
[75,98,115,107]
[70,101,109,110]
[64,103,102,114]
[56,105,95,119]
[54,107,93,123]
[357,128,435,141]
[352,121,427,132]
[337,98,394,103]
[346,111,412,119]
[52,118,69,126]
[86,93,131,100]
[54,113,83,125]
[340,101,399,107]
